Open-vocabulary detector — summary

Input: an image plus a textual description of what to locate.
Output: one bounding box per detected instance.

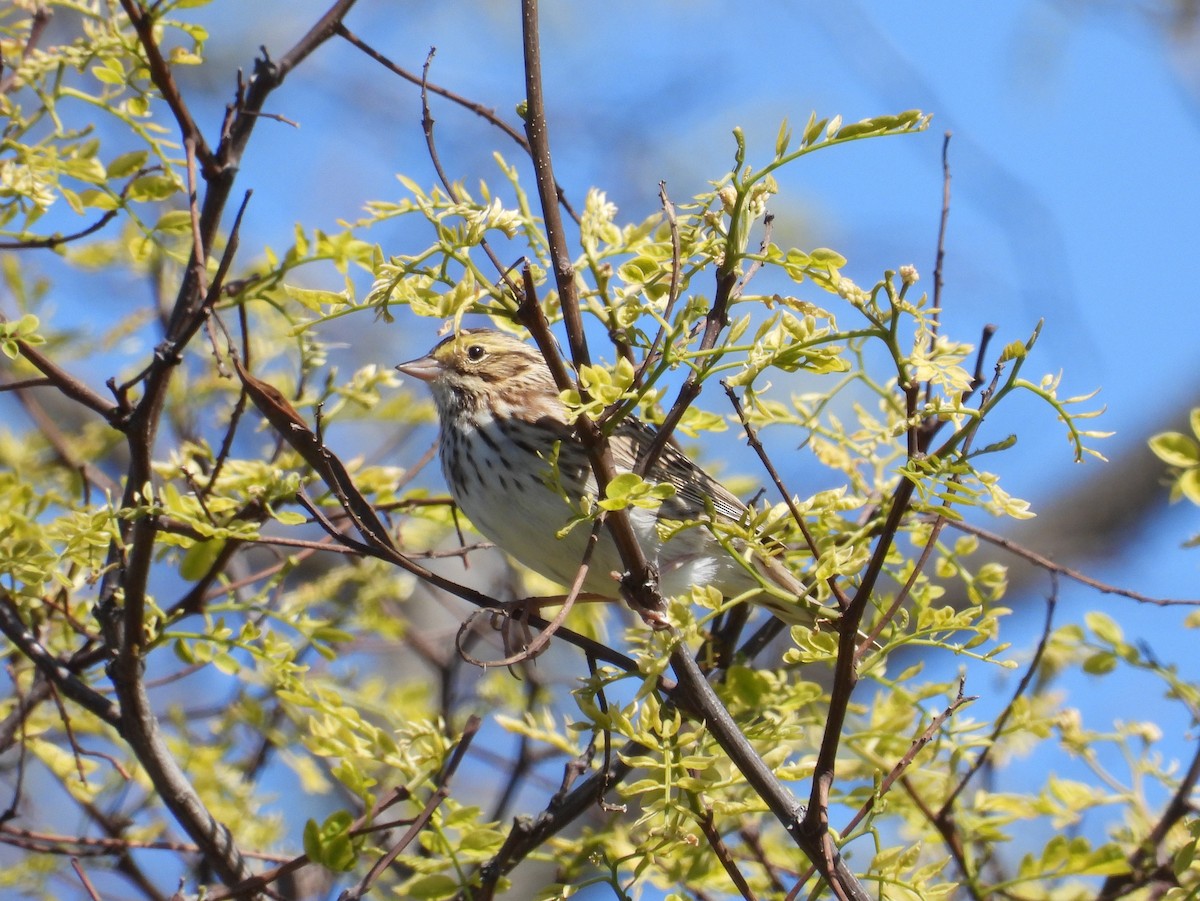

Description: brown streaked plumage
[396,328,833,627]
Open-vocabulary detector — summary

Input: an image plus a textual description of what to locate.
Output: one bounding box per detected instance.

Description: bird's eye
[466,344,486,362]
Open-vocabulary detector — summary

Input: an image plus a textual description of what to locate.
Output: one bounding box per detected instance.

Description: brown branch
[792,679,976,895]
[740,824,792,897]
[0,824,290,863]
[474,742,636,899]
[0,376,119,497]
[519,0,588,369]
[929,131,952,345]
[0,592,119,729]
[0,675,52,756]
[723,379,847,606]
[668,647,868,900]
[4,330,119,422]
[514,4,669,628]
[70,858,102,901]
[899,776,982,901]
[106,645,252,886]
[0,4,51,96]
[801,474,916,884]
[517,267,664,619]
[0,208,120,250]
[75,800,171,901]
[629,182,683,394]
[117,0,213,169]
[183,134,210,298]
[91,5,364,892]
[851,677,972,842]
[691,781,759,901]
[859,510,947,654]
[516,6,870,897]
[628,188,766,481]
[631,260,738,482]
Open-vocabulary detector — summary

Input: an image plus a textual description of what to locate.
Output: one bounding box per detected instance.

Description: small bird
[396,328,833,628]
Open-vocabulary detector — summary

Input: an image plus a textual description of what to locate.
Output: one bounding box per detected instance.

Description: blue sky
[11,0,1200,896]
[217,2,1197,891]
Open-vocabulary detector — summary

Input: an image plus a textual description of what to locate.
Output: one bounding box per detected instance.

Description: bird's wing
[609,417,749,523]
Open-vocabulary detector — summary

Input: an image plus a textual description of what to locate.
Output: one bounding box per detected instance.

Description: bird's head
[396,328,563,422]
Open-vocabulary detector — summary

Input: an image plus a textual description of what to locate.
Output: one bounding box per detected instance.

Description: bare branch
[944,518,1200,606]
[0,592,119,730]
[3,330,119,422]
[336,24,579,223]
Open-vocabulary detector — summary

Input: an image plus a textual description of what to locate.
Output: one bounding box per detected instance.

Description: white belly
[442,419,748,599]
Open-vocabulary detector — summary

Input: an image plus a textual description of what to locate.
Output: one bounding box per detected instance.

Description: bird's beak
[395,353,441,383]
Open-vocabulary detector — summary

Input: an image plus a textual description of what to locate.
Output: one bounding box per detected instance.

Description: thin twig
[0,5,52,96]
[70,858,102,901]
[0,824,290,862]
[723,379,847,607]
[939,583,1057,817]
[0,593,119,729]
[929,131,952,342]
[942,518,1200,606]
[336,24,579,223]
[4,327,119,422]
[0,208,120,250]
[206,786,412,901]
[691,782,759,901]
[631,181,683,392]
[851,677,974,837]
[344,716,481,900]
[1097,735,1200,900]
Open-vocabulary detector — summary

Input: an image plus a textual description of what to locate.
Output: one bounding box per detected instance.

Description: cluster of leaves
[0,3,1196,901]
[1150,409,1200,546]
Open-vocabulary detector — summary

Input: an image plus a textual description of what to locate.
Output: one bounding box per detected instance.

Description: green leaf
[1174,837,1197,878]
[302,812,357,872]
[1180,467,1200,505]
[91,63,126,86]
[801,114,828,146]
[62,156,107,185]
[1149,431,1199,468]
[835,119,884,140]
[107,150,149,179]
[128,174,182,202]
[808,247,847,268]
[998,340,1027,363]
[284,284,348,312]
[78,189,120,211]
[1082,651,1117,675]
[168,46,203,65]
[1084,610,1124,645]
[180,539,224,581]
[154,210,195,233]
[406,874,460,900]
[774,117,791,157]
